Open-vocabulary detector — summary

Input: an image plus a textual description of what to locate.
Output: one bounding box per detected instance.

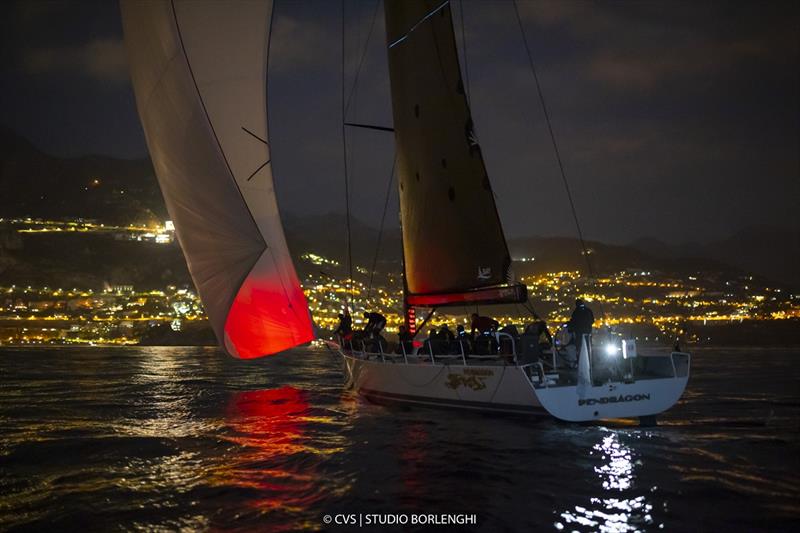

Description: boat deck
[336,337,690,390]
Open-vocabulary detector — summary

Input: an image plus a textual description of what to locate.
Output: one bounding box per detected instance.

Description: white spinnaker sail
[121,0,314,358]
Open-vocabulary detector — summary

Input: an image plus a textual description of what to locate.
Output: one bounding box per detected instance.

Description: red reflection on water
[399,423,430,496]
[226,387,309,458]
[222,386,324,524]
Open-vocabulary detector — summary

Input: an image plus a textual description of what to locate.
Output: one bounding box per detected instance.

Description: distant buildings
[0,245,797,346]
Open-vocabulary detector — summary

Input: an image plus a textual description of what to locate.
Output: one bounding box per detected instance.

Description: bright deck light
[605,343,620,356]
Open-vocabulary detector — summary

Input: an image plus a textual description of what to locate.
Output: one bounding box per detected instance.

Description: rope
[341,1,354,305]
[367,155,397,299]
[343,0,380,120]
[511,1,595,282]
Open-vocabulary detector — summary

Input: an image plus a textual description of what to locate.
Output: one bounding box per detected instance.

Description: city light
[0,228,796,345]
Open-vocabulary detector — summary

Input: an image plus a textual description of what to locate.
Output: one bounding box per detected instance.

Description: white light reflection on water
[556,430,655,532]
[121,347,220,438]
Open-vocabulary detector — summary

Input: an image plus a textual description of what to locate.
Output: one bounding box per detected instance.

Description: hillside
[2,128,793,289]
[631,226,800,289]
[0,126,164,225]
[508,236,737,279]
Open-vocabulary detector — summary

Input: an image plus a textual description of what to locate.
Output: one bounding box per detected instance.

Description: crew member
[438,324,455,343]
[567,299,594,344]
[524,319,553,350]
[334,310,352,341]
[363,311,387,336]
[471,313,499,354]
[470,313,499,336]
[455,324,472,354]
[397,325,413,354]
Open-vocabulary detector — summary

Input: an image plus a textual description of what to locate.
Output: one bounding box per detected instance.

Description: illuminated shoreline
[1,257,796,346]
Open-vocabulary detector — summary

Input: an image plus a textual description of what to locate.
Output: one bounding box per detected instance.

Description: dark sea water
[1,346,798,532]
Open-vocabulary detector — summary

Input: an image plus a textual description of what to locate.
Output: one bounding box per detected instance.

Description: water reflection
[214,387,338,523]
[399,423,430,498]
[122,346,216,438]
[225,387,310,459]
[557,431,655,532]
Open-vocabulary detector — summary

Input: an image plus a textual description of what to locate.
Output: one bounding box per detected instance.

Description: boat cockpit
[335,332,690,390]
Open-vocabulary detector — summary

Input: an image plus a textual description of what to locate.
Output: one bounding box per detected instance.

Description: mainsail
[384,0,524,306]
[121,0,314,358]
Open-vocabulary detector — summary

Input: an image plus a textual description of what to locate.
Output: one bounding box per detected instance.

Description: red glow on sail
[223,273,314,359]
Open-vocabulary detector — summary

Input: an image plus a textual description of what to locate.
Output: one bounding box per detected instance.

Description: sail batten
[385,0,515,300]
[122,0,314,358]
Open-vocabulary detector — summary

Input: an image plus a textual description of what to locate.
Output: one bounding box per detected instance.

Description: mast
[384,0,527,310]
[121,0,314,358]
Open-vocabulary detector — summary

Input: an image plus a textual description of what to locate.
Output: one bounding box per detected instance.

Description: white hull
[333,343,690,423]
[341,352,547,415]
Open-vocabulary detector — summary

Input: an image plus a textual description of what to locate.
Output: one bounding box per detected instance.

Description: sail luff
[384,0,514,299]
[121,0,314,358]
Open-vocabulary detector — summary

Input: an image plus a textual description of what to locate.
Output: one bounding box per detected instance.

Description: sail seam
[169,0,266,252]
[169,0,267,336]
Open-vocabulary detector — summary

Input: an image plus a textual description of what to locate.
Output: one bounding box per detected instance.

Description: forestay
[121,0,314,358]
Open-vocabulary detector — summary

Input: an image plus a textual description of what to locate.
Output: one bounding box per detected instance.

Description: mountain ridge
[2,127,796,288]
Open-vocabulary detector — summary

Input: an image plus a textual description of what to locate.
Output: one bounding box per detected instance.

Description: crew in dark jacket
[471,313,499,353]
[397,325,413,354]
[334,311,352,340]
[363,311,387,336]
[567,299,594,342]
[470,313,499,336]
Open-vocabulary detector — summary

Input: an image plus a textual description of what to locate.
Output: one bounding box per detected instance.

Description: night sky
[1,0,798,245]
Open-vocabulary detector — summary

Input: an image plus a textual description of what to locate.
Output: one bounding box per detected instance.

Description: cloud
[23,38,129,83]
[510,1,792,91]
[587,37,770,89]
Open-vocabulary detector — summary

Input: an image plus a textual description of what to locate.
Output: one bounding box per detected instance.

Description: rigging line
[389,0,450,49]
[344,122,394,132]
[342,0,354,307]
[511,1,596,283]
[246,159,270,181]
[458,0,470,104]
[241,126,269,145]
[343,0,380,120]
[367,154,397,299]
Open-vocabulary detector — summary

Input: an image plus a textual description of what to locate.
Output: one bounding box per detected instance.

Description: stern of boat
[530,347,691,423]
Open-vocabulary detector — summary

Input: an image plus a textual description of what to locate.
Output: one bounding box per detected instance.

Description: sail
[384,0,518,304]
[121,0,314,358]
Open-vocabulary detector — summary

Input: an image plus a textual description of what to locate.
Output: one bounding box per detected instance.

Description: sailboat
[121,0,690,423]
